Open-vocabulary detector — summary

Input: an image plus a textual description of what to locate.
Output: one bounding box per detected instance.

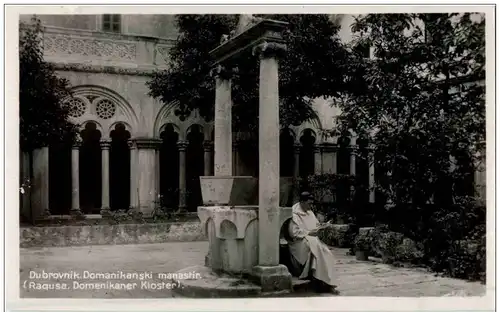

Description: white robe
[287,202,336,286]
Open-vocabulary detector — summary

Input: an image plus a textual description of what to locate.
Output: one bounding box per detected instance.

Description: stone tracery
[95,99,116,120]
[66,98,86,118]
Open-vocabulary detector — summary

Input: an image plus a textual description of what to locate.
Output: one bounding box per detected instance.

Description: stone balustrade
[42,26,174,74]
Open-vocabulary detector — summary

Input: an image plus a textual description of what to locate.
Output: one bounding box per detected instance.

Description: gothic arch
[186,123,205,138]
[154,101,180,139]
[67,85,139,138]
[299,128,317,143]
[293,114,323,144]
[79,120,104,134]
[159,122,181,137]
[108,121,133,135]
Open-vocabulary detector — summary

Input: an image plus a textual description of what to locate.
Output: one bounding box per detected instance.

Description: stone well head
[199,176,297,207]
[198,205,293,274]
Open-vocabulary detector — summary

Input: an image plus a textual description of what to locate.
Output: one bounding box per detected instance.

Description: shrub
[308,173,365,223]
[395,238,425,264]
[354,229,374,252]
[318,223,357,248]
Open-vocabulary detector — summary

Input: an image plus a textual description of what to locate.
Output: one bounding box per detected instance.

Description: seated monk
[287,191,339,294]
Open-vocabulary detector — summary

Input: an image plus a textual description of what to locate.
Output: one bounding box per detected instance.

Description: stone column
[178,140,188,210]
[70,136,82,215]
[349,145,357,200]
[313,144,322,174]
[155,147,160,202]
[20,151,31,219]
[203,141,212,176]
[100,140,111,216]
[368,145,375,203]
[134,138,161,216]
[32,146,50,218]
[211,65,234,176]
[332,144,338,174]
[251,41,292,292]
[293,143,301,201]
[128,139,137,209]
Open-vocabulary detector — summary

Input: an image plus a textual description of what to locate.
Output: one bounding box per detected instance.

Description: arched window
[186,125,204,212]
[79,122,102,214]
[110,123,131,210]
[160,124,179,208]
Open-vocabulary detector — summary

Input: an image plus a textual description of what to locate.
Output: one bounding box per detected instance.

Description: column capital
[203,141,213,152]
[293,143,302,153]
[321,143,338,153]
[313,144,322,153]
[252,41,287,59]
[127,139,136,150]
[100,139,111,150]
[210,64,238,80]
[134,138,162,150]
[177,140,189,151]
[72,133,82,148]
[348,145,358,152]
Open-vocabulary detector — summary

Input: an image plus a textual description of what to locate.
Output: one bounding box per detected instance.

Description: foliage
[334,13,485,207]
[354,198,485,281]
[308,173,373,224]
[20,16,76,150]
[353,230,374,251]
[317,224,357,248]
[147,14,350,134]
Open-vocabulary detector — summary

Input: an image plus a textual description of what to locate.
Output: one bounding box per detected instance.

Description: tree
[20,16,76,151]
[147,14,350,134]
[334,13,485,206]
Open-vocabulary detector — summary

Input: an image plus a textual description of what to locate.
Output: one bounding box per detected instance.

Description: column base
[69,209,83,216]
[250,264,292,293]
[100,208,112,217]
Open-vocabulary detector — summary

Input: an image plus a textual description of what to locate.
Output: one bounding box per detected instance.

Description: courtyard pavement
[20,241,486,298]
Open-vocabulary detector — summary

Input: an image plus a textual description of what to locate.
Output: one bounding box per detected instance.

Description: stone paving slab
[20,241,485,298]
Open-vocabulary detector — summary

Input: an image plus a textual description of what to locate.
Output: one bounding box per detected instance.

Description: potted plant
[354,232,372,261]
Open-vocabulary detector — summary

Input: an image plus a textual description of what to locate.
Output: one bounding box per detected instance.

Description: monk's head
[299,192,314,210]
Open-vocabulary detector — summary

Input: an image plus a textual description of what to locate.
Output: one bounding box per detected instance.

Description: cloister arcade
[41,86,377,217]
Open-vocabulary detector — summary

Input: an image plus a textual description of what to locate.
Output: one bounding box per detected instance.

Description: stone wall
[20,221,204,248]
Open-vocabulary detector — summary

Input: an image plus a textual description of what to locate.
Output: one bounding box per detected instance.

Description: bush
[308,173,367,223]
[317,224,357,248]
[368,196,486,281]
[353,225,424,264]
[447,237,486,282]
[354,232,373,252]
